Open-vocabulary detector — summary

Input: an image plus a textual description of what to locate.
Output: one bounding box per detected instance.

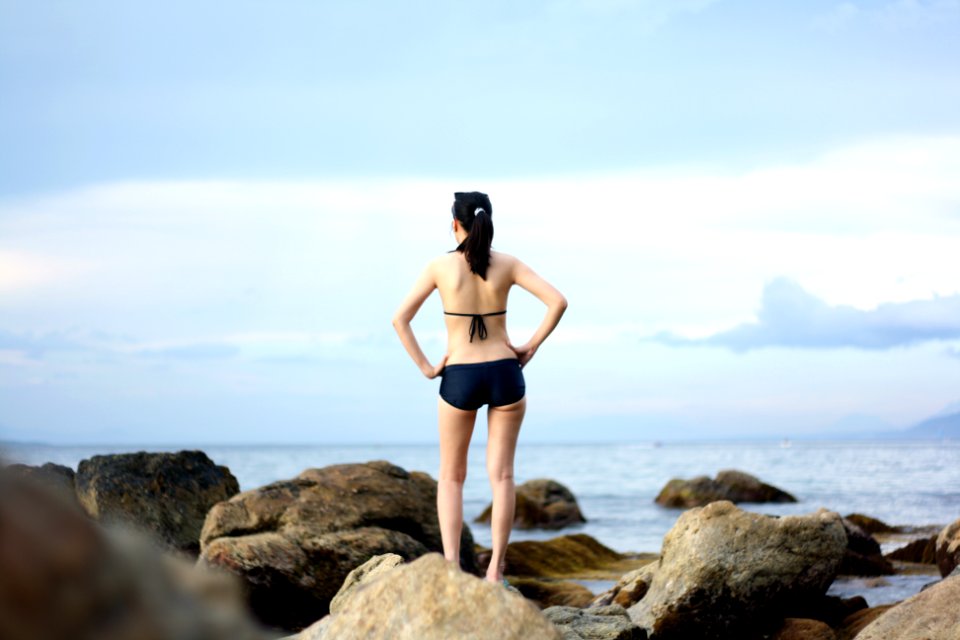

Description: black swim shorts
[438,358,526,411]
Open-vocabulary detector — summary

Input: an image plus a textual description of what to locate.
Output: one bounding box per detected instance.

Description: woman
[392,191,568,585]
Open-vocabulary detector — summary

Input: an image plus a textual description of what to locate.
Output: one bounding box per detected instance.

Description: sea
[4,439,958,606]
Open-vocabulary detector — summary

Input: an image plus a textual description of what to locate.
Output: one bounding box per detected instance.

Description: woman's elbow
[555,294,568,313]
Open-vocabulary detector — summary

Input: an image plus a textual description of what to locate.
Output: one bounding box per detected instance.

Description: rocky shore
[2,452,958,639]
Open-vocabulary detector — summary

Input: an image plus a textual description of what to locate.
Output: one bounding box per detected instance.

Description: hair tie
[475,207,486,215]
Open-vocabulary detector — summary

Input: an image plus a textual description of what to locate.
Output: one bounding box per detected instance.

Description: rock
[74,450,239,554]
[510,577,596,608]
[838,518,894,576]
[843,513,897,534]
[0,465,270,640]
[627,501,847,639]
[311,552,562,640]
[935,517,960,577]
[885,536,938,564]
[590,563,657,608]
[783,595,868,628]
[544,605,646,640]
[654,469,796,508]
[475,478,587,529]
[855,574,960,639]
[3,462,77,502]
[835,605,893,640]
[772,618,836,640]
[500,533,654,580]
[329,553,404,614]
[199,460,478,631]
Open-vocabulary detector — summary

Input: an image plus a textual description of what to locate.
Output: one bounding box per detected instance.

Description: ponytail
[451,192,494,279]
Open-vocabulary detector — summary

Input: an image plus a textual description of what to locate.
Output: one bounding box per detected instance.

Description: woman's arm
[392,260,449,379]
[510,258,568,367]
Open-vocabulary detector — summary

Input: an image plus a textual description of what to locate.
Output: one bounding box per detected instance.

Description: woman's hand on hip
[423,353,449,379]
[511,342,537,368]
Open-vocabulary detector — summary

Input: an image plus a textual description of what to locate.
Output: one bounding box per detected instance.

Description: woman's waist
[445,339,517,366]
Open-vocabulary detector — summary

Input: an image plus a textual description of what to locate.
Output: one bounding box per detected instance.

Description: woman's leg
[437,396,477,566]
[484,396,526,582]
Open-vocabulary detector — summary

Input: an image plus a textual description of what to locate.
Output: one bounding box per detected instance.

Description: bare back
[434,250,518,365]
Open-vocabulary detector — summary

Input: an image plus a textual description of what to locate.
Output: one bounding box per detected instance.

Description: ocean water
[4,439,956,605]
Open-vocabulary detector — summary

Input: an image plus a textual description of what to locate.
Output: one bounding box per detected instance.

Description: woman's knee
[439,467,468,484]
[487,466,514,483]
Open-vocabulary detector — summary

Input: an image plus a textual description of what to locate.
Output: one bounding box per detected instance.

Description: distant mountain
[903,410,960,439]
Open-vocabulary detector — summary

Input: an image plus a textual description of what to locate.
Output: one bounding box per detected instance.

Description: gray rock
[329,553,404,614]
[856,573,960,640]
[476,478,587,529]
[0,467,271,640]
[199,460,477,631]
[544,605,646,640]
[655,469,796,508]
[628,501,847,639]
[311,552,561,640]
[75,450,239,554]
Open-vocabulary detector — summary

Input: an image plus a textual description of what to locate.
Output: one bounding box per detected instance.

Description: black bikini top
[444,310,506,342]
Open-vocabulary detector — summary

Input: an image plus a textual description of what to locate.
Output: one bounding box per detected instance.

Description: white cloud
[654,277,960,351]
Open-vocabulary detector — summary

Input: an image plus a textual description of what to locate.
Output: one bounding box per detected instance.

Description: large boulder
[75,450,239,554]
[935,517,960,577]
[199,460,477,631]
[855,573,960,640]
[475,478,587,529]
[0,465,270,640]
[654,470,796,508]
[838,517,893,576]
[544,605,646,640]
[627,501,847,639]
[300,552,562,640]
[771,618,836,640]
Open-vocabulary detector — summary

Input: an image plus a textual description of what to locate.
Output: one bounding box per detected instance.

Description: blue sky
[1,0,959,444]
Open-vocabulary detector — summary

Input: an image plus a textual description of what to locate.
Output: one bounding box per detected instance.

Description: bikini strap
[443,310,507,342]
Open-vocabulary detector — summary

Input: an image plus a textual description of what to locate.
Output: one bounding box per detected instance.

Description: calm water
[4,439,956,605]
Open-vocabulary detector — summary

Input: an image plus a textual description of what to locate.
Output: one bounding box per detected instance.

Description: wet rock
[329,552,404,614]
[835,605,893,640]
[590,563,657,609]
[843,513,897,534]
[303,552,561,640]
[855,573,960,640]
[771,618,836,640]
[627,501,847,639]
[510,577,596,608]
[839,518,894,576]
[475,478,587,529]
[654,469,796,508]
[544,605,646,640]
[0,465,270,640]
[935,517,960,577]
[75,450,239,554]
[500,533,653,580]
[199,460,477,631]
[885,536,938,564]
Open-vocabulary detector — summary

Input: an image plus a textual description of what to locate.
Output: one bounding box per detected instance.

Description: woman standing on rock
[392,191,567,585]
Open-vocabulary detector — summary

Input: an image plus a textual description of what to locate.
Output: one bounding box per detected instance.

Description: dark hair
[451,191,494,279]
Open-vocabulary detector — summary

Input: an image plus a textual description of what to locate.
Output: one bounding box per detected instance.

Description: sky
[1,0,959,444]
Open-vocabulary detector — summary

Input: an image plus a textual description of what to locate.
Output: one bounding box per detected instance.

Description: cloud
[653,278,960,352]
[813,0,960,31]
